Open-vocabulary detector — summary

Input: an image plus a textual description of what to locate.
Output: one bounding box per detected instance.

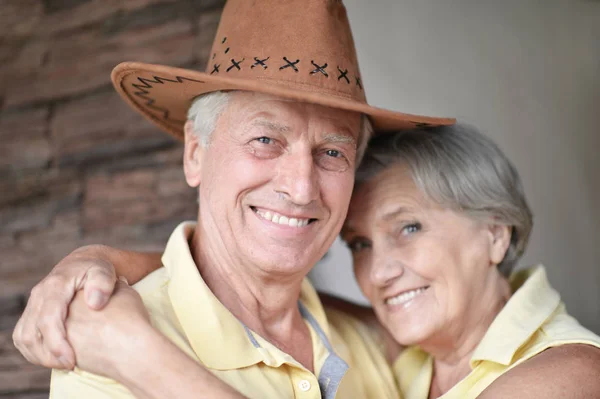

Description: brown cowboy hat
[111,0,454,141]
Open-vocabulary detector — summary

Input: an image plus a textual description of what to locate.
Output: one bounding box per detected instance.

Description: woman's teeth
[255,209,310,227]
[386,287,428,306]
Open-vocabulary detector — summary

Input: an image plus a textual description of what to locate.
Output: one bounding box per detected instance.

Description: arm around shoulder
[82,244,163,285]
[479,344,600,398]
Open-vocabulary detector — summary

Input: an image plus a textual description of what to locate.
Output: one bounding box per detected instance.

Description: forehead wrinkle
[380,206,416,222]
[251,118,292,133]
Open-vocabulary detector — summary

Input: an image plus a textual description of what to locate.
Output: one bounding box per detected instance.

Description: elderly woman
[341,125,600,397]
[14,125,600,398]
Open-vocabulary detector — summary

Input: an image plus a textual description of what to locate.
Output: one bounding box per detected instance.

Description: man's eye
[346,238,371,253]
[256,137,272,144]
[326,149,341,157]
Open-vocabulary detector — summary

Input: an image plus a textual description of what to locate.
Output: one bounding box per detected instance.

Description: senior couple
[13,0,600,398]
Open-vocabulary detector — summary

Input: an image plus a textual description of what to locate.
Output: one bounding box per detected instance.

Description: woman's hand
[12,245,162,370]
[65,278,152,380]
[12,245,119,370]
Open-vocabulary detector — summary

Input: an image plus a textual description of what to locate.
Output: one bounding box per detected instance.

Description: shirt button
[298,380,311,391]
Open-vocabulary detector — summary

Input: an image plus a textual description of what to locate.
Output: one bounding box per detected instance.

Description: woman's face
[342,163,509,347]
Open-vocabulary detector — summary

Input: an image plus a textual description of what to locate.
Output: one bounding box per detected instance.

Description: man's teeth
[255,209,310,227]
[386,287,427,306]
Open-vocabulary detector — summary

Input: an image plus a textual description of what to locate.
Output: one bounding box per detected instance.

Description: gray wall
[310,0,600,333]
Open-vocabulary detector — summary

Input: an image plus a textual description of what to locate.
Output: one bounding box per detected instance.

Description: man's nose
[274,150,319,206]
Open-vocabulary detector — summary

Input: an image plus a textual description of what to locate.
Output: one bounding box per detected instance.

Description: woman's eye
[401,223,421,235]
[346,238,372,253]
[256,137,272,144]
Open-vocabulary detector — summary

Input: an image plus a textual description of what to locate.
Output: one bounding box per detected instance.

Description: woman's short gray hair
[356,124,533,276]
[186,91,372,164]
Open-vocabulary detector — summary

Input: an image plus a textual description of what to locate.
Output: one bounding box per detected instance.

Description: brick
[10,39,49,71]
[46,19,192,67]
[82,163,195,232]
[0,393,49,399]
[81,220,175,251]
[0,210,82,277]
[43,0,94,14]
[0,168,79,207]
[0,367,51,394]
[0,39,25,66]
[0,107,49,139]
[156,166,191,196]
[83,190,196,232]
[4,30,197,107]
[0,266,48,299]
[0,0,44,39]
[0,180,81,234]
[17,209,81,252]
[37,0,180,35]
[85,169,157,203]
[0,137,52,173]
[100,146,184,173]
[0,234,16,248]
[50,90,175,166]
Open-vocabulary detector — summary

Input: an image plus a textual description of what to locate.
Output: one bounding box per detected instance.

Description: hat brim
[112,62,455,141]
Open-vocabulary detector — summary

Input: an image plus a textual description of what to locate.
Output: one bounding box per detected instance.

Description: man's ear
[488,223,512,266]
[183,120,204,188]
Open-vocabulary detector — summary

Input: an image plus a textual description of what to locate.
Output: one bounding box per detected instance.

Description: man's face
[188,92,361,276]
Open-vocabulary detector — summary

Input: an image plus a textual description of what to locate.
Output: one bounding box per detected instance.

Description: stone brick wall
[0,0,224,396]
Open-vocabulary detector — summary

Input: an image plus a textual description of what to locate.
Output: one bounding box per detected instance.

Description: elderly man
[13,0,452,398]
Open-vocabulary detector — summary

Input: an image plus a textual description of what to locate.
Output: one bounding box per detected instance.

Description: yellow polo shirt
[394,265,600,399]
[51,222,398,399]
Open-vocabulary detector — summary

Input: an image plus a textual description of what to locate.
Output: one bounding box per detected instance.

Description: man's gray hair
[186,91,372,164]
[356,124,533,277]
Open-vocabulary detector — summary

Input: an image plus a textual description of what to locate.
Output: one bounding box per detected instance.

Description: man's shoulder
[133,265,169,294]
[131,267,191,348]
[50,368,134,399]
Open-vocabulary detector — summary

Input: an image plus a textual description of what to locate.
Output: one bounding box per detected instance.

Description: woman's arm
[13,245,164,369]
[63,280,246,399]
[478,344,600,398]
[83,244,163,285]
[122,327,246,399]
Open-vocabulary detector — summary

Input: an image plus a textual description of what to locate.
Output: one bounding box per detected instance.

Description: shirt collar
[470,265,560,367]
[161,221,332,370]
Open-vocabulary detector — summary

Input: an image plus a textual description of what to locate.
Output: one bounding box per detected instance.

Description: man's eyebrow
[323,133,357,147]
[252,118,291,133]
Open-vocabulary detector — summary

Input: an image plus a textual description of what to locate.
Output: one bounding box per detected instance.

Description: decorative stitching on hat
[222,37,227,44]
[280,57,300,72]
[225,47,230,54]
[337,67,349,84]
[227,58,245,72]
[310,60,328,77]
[355,76,362,90]
[251,56,270,69]
[211,64,220,74]
[130,75,206,122]
[414,122,432,128]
